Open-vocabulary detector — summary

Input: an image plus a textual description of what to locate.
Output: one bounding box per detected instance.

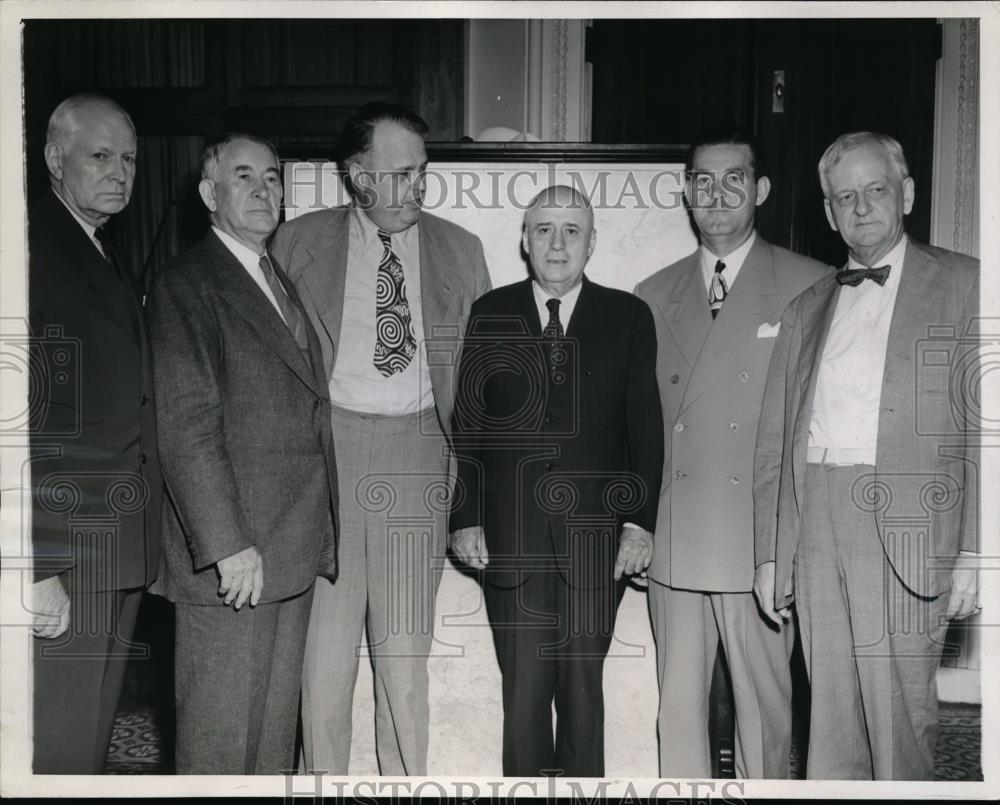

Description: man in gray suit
[753,131,980,779]
[271,102,491,775]
[634,130,828,778]
[149,133,337,774]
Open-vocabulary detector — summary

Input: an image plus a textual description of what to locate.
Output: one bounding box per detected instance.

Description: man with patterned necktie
[270,102,491,775]
[149,133,337,773]
[634,129,829,779]
[449,185,663,776]
[753,131,980,779]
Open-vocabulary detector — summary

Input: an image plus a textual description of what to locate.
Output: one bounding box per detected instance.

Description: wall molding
[953,18,978,255]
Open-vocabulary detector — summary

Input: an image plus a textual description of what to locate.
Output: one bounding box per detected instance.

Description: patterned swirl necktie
[374,229,417,377]
[709,259,727,319]
[259,253,309,350]
[836,265,891,287]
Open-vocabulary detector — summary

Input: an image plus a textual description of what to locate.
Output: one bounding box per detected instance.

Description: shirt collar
[350,203,419,251]
[531,277,583,310]
[212,225,265,271]
[700,230,756,277]
[847,234,907,274]
[53,188,99,241]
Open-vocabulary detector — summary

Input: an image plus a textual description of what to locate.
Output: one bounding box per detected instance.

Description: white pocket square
[757,322,780,338]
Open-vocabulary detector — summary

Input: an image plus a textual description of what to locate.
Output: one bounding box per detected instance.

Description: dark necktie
[544,298,564,339]
[836,264,891,287]
[259,253,309,350]
[709,259,727,319]
[95,226,133,292]
[374,229,417,377]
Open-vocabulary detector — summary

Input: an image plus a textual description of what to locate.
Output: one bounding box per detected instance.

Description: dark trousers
[33,585,144,773]
[484,570,625,777]
[173,585,313,774]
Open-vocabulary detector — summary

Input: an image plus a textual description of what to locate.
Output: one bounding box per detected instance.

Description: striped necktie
[258,253,309,350]
[709,259,728,319]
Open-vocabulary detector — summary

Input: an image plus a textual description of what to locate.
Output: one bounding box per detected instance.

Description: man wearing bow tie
[753,131,981,779]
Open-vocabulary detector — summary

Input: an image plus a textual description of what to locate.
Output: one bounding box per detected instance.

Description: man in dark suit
[270,102,490,775]
[449,185,663,777]
[28,93,163,774]
[148,133,337,774]
[634,130,829,778]
[754,131,980,779]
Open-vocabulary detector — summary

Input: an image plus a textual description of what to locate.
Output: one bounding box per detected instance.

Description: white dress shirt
[699,230,757,297]
[328,206,434,415]
[532,279,583,332]
[808,235,908,463]
[212,226,287,324]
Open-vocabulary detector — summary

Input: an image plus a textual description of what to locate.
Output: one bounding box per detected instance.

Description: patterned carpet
[106,702,983,779]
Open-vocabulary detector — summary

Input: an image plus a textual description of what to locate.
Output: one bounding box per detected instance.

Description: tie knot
[714,259,726,275]
[378,229,392,248]
[546,298,561,315]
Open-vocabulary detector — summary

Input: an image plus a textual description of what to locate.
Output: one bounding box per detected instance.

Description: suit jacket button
[313,400,320,410]
[140,453,148,465]
[670,374,679,384]
[674,423,684,432]
[544,414,554,424]
[141,395,149,406]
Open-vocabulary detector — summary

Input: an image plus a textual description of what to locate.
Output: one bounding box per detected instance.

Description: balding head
[523,185,596,297]
[44,93,137,227]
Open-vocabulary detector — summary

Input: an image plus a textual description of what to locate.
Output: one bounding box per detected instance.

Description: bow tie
[836,264,891,287]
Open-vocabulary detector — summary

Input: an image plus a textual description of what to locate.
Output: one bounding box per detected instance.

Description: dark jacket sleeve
[625,299,664,533]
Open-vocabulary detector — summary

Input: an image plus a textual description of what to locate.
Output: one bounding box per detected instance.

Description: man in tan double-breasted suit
[635,130,829,778]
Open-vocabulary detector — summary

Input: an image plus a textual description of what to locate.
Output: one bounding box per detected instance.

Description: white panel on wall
[282,160,698,776]
[285,160,698,292]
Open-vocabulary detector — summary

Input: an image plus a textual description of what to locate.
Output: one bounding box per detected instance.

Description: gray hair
[201,133,280,181]
[818,132,909,198]
[46,92,136,148]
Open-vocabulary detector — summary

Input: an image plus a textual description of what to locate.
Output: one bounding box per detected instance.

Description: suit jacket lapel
[877,241,943,468]
[790,274,840,505]
[419,214,460,340]
[208,233,323,396]
[660,252,711,372]
[43,191,140,342]
[682,237,782,407]
[296,208,349,375]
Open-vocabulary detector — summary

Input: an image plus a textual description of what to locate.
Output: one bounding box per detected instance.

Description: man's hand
[449,526,489,570]
[753,561,791,626]
[946,558,979,621]
[614,525,653,581]
[31,575,70,639]
[216,546,263,610]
